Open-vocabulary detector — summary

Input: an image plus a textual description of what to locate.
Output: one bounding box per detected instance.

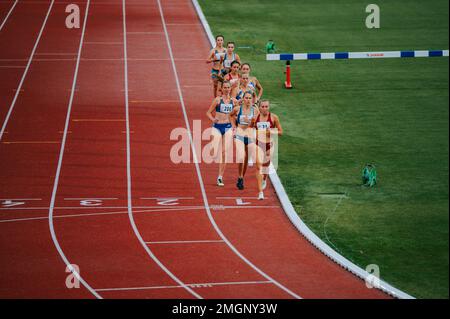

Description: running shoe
[236,177,244,190]
[258,192,264,200]
[217,177,224,187]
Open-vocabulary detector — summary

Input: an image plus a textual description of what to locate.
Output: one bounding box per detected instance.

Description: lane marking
[0,0,55,142]
[0,206,205,224]
[0,205,279,211]
[84,41,122,45]
[0,65,26,68]
[95,280,272,292]
[64,198,118,200]
[166,23,200,26]
[157,0,301,300]
[122,0,202,300]
[217,196,269,199]
[146,240,224,244]
[0,0,18,32]
[46,0,101,299]
[130,100,179,103]
[0,198,42,201]
[141,197,194,199]
[0,58,205,62]
[72,119,126,122]
[2,141,59,144]
[35,53,77,56]
[126,31,163,34]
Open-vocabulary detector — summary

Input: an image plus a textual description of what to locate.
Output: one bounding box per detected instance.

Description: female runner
[255,100,283,190]
[221,42,241,76]
[223,60,241,98]
[206,35,226,97]
[240,63,263,104]
[234,72,255,103]
[206,81,236,186]
[229,91,265,200]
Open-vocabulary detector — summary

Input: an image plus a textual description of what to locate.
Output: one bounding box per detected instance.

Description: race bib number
[257,121,271,130]
[220,103,233,114]
[239,115,250,125]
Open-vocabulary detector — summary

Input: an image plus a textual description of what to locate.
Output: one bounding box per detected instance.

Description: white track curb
[191,0,415,299]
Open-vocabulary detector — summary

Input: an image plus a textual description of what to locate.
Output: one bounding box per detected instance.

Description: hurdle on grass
[267,50,449,89]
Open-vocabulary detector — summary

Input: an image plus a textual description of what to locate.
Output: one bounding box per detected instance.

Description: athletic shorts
[213,123,232,136]
[220,68,230,77]
[257,140,273,152]
[211,69,220,80]
[235,134,254,146]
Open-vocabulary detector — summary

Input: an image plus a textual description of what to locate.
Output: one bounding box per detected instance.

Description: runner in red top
[255,100,283,190]
[223,60,241,98]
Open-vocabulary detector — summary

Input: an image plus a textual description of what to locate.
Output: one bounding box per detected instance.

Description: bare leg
[242,144,249,176]
[251,144,264,193]
[218,136,226,177]
[235,138,246,178]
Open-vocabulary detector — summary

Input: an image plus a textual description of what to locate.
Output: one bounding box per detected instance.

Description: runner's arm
[206,98,219,123]
[271,114,283,136]
[255,78,263,102]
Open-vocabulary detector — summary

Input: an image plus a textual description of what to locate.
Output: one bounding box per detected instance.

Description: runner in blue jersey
[206,81,236,186]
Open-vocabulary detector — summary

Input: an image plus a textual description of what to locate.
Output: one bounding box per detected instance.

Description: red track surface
[0,0,389,299]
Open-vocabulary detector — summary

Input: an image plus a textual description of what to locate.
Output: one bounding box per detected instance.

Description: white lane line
[122,0,202,300]
[126,31,163,34]
[0,0,18,32]
[0,0,54,142]
[95,280,272,292]
[72,119,126,122]
[0,206,205,224]
[156,0,302,300]
[0,205,279,211]
[84,41,122,45]
[140,197,194,200]
[0,65,26,68]
[0,198,42,201]
[35,53,77,55]
[130,100,179,103]
[0,58,174,62]
[217,196,270,199]
[63,198,118,200]
[166,23,200,26]
[146,240,224,244]
[47,0,101,299]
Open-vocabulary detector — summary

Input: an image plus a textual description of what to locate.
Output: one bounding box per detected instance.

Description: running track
[0,0,389,299]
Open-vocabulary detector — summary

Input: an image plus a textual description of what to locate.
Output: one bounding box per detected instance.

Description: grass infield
[199,0,449,298]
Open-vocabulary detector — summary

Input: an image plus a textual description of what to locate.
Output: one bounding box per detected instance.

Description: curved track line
[122,0,202,300]
[0,0,18,32]
[156,0,302,300]
[0,0,53,142]
[47,0,101,299]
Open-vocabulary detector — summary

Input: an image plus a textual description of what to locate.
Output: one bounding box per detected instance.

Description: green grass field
[199,0,449,298]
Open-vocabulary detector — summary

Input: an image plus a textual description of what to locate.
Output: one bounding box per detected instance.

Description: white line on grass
[157,0,301,299]
[122,0,202,300]
[47,0,101,299]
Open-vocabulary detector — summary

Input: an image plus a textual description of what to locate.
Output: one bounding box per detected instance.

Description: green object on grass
[362,164,377,187]
[266,40,275,53]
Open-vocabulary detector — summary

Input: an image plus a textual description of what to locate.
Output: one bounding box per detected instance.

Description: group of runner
[206,35,283,200]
